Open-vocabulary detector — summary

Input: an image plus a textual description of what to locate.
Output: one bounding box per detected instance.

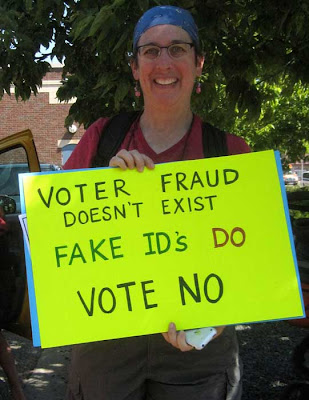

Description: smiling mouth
[154,78,178,85]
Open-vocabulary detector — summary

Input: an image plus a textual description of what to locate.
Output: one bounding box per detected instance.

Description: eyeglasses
[136,42,194,60]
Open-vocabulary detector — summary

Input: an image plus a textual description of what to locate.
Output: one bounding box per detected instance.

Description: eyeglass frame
[135,42,195,60]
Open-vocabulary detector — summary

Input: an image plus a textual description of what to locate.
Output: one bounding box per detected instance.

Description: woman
[0,206,27,400]
[65,5,250,400]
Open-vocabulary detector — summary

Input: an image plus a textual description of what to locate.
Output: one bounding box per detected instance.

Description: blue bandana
[133,5,199,51]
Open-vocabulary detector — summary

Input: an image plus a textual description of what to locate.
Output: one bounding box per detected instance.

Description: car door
[0,129,40,339]
[302,172,309,186]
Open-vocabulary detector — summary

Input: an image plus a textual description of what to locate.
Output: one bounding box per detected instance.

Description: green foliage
[0,0,74,100]
[1,0,309,158]
[287,186,309,220]
[231,82,309,161]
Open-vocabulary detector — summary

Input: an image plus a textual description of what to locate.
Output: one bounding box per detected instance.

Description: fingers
[162,323,194,352]
[162,324,225,352]
[177,329,193,352]
[213,326,226,339]
[109,149,155,172]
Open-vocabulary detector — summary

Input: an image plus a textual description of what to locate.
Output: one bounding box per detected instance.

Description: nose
[156,48,172,65]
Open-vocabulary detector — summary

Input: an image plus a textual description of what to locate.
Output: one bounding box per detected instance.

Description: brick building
[0,66,85,166]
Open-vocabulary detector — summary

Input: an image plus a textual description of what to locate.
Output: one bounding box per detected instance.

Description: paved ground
[0,321,308,400]
[0,332,71,400]
[238,322,309,399]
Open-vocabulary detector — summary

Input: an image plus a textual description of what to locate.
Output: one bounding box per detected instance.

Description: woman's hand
[109,149,155,172]
[212,326,225,339]
[162,323,193,352]
[162,323,226,352]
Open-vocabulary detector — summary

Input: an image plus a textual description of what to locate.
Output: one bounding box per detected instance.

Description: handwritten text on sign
[21,150,304,348]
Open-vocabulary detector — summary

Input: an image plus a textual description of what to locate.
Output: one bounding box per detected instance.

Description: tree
[0,0,72,99]
[1,0,309,159]
[233,82,309,163]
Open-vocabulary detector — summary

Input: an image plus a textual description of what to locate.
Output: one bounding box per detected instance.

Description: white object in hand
[185,327,217,350]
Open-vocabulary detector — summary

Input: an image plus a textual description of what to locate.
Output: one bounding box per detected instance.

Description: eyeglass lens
[138,43,193,59]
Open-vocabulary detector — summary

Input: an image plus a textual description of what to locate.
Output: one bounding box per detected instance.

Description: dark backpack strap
[91,111,140,167]
[202,122,228,157]
[92,113,227,167]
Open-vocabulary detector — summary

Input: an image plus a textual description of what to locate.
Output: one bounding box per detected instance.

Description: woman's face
[131,24,204,110]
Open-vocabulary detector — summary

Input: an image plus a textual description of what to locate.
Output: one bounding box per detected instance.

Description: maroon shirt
[64,115,248,393]
[64,115,250,170]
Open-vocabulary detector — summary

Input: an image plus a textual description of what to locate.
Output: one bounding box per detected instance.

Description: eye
[142,46,160,58]
[169,44,187,57]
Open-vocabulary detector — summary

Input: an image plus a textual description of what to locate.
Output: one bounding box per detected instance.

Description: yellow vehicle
[0,130,40,339]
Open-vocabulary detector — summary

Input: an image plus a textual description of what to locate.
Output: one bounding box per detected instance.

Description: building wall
[0,67,85,167]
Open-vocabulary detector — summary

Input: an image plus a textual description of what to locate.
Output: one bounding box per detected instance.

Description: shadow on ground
[1,322,308,400]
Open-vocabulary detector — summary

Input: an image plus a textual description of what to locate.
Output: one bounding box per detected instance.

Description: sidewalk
[1,322,308,399]
[23,346,71,400]
[0,331,71,400]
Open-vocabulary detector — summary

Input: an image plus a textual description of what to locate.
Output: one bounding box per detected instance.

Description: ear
[196,55,205,77]
[130,58,139,81]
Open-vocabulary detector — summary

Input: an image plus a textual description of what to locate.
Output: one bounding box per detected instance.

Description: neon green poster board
[20,150,304,348]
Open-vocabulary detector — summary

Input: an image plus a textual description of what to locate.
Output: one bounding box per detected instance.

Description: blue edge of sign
[19,172,41,347]
[274,151,305,319]
[18,152,305,348]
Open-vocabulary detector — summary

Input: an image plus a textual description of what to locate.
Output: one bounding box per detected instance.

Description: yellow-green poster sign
[20,150,304,348]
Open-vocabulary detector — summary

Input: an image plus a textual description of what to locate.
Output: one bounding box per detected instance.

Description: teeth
[155,78,177,85]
